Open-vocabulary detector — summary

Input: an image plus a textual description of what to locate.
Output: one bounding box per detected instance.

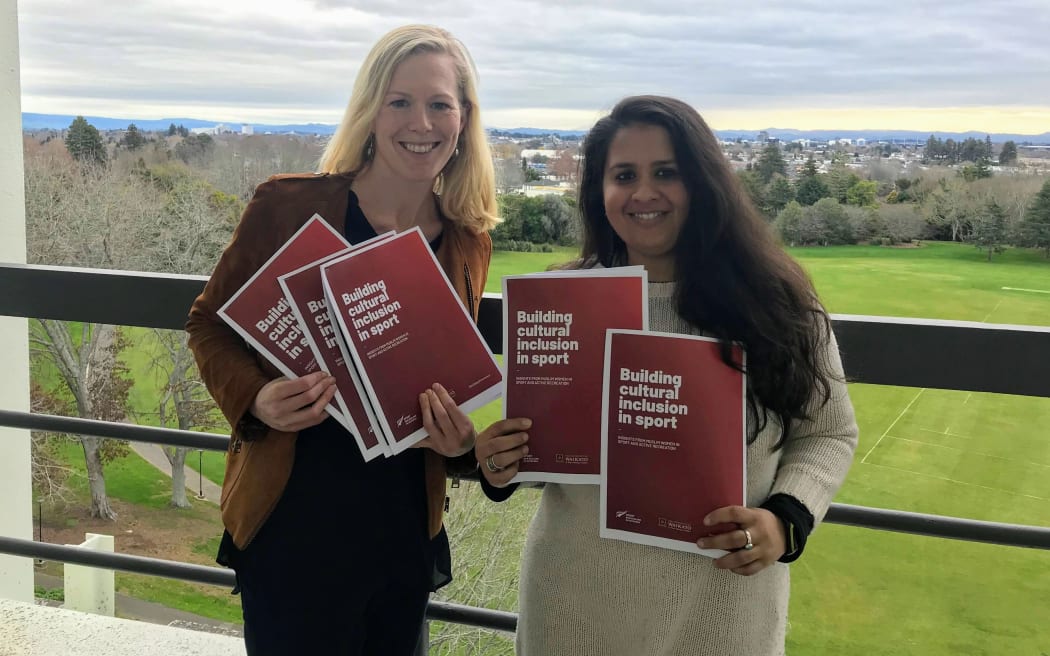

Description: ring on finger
[485,454,505,473]
[742,528,754,551]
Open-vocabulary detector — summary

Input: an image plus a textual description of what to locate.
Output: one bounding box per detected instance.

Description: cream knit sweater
[515,281,858,656]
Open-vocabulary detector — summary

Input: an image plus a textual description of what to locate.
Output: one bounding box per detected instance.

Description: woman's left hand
[416,382,476,457]
[697,506,787,576]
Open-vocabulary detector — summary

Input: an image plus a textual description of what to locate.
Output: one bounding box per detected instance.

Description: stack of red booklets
[218,216,502,461]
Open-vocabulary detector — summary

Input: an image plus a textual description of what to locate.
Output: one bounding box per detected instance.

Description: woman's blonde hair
[319,24,498,233]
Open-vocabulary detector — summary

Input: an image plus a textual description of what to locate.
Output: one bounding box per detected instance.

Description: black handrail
[0,409,229,452]
[0,536,518,633]
[2,408,1048,549]
[3,263,1050,397]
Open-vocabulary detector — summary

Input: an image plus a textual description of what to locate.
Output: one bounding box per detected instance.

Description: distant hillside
[20,112,1050,144]
[717,128,1050,145]
[489,127,587,138]
[21,113,339,135]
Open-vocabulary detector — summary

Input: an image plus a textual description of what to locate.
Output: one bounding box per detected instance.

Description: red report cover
[600,329,746,556]
[504,268,648,484]
[217,215,352,426]
[277,233,396,462]
[320,227,502,453]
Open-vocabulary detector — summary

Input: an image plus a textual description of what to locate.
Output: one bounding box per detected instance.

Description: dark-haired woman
[475,95,858,656]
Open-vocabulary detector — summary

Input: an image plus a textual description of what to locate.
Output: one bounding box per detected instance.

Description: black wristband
[760,494,814,563]
[479,474,518,503]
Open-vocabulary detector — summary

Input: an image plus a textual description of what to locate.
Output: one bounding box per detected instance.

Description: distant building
[190,123,228,136]
[757,130,770,143]
[856,138,867,147]
[520,148,558,160]
[241,125,254,135]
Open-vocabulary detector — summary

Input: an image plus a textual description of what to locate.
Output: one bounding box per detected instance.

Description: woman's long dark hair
[578,95,835,447]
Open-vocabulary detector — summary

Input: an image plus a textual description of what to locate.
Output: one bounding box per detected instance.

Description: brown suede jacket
[186,172,491,550]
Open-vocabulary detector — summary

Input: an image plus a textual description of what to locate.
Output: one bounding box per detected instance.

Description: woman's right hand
[475,418,531,487]
[249,371,337,432]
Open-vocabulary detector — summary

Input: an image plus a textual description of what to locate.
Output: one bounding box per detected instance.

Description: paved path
[34,571,243,638]
[130,442,223,504]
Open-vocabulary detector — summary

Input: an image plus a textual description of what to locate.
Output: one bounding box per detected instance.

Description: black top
[218,191,452,592]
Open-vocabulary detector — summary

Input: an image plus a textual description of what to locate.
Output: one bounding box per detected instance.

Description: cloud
[15,0,1050,130]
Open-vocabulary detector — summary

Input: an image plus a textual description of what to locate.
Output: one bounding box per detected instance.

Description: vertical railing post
[0,0,33,603]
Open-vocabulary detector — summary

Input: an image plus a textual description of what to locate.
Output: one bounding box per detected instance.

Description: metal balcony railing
[2,262,1049,641]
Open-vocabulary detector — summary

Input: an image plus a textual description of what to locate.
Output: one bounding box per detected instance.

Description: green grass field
[33,240,1050,654]
[780,244,1049,655]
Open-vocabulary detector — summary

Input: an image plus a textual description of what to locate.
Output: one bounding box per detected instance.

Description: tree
[736,170,765,212]
[549,150,578,182]
[998,141,1018,166]
[121,123,146,151]
[174,133,215,165]
[879,204,926,244]
[959,159,992,181]
[845,180,878,208]
[65,116,107,165]
[167,123,178,137]
[540,194,578,245]
[970,200,1008,261]
[795,173,830,206]
[755,143,787,184]
[30,383,76,504]
[773,201,804,245]
[893,177,919,203]
[150,331,225,507]
[848,206,884,243]
[824,161,860,204]
[923,177,976,242]
[763,175,795,218]
[802,156,819,177]
[1021,179,1050,257]
[29,322,132,519]
[807,198,854,245]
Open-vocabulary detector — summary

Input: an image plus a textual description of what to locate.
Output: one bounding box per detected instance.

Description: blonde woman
[186,25,496,655]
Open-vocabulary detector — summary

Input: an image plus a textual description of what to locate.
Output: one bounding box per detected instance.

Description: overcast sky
[16,0,1050,133]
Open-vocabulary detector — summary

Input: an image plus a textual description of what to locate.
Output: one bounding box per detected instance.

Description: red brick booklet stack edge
[277,230,397,462]
[600,329,747,557]
[217,214,358,435]
[321,227,503,455]
[502,267,649,485]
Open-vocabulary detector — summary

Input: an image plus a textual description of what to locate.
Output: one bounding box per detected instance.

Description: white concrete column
[64,534,115,616]
[0,0,33,602]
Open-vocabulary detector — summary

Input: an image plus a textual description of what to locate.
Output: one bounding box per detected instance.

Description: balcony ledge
[0,598,244,655]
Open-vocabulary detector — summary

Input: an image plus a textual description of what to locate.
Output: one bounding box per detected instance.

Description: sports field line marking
[918,427,974,440]
[861,461,1050,501]
[981,299,1004,323]
[860,388,925,464]
[885,435,1050,469]
[1001,286,1050,294]
[963,393,972,405]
